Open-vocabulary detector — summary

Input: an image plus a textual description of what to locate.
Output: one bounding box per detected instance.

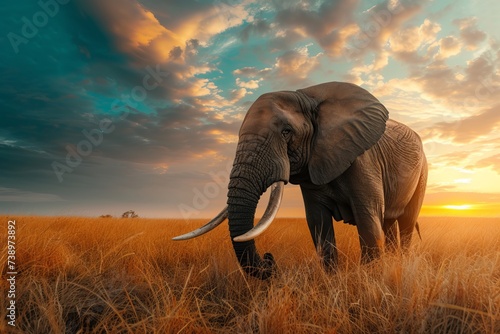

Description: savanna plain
[1,215,499,333]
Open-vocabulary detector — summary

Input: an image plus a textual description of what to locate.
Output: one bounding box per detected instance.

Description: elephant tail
[415,221,422,241]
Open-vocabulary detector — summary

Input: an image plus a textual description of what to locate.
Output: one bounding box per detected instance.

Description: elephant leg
[352,205,385,264]
[397,214,416,251]
[307,210,337,270]
[398,170,427,251]
[301,187,337,270]
[383,219,399,252]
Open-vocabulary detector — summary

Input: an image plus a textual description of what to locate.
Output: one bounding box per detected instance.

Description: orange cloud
[78,0,179,62]
[454,17,487,50]
[236,78,262,90]
[474,154,500,173]
[390,19,440,53]
[78,0,251,64]
[209,129,238,144]
[274,45,323,84]
[230,88,249,103]
[435,36,462,59]
[180,3,250,45]
[429,104,500,143]
[233,67,272,77]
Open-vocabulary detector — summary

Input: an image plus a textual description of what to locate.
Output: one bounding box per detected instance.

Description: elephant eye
[281,128,291,137]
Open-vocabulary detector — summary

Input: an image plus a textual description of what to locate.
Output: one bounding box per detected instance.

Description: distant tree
[121,210,139,218]
[99,214,113,218]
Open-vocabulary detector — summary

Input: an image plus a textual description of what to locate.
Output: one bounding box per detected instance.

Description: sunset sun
[442,204,473,211]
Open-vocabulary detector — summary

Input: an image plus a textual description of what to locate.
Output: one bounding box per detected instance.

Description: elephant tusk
[172,206,228,240]
[233,181,284,242]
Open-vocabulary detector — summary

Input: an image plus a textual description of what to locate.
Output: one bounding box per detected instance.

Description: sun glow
[442,204,473,210]
[420,202,500,217]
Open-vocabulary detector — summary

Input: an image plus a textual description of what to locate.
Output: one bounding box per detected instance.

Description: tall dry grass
[0,216,499,333]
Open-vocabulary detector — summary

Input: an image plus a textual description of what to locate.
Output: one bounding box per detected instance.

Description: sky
[0,0,499,218]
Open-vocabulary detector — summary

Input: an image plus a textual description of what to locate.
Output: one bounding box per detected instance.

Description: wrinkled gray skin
[228,82,427,279]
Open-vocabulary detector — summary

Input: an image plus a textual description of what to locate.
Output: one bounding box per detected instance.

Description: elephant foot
[322,254,338,273]
[360,246,382,264]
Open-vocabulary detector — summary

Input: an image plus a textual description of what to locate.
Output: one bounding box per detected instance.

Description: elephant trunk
[226,135,288,279]
[227,186,275,279]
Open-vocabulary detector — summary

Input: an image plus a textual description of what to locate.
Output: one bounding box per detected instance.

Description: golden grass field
[1,216,499,333]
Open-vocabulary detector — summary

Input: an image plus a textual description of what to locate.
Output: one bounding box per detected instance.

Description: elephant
[173,81,427,280]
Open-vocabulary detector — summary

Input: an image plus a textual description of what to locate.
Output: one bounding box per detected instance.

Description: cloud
[425,104,500,143]
[260,0,429,60]
[233,67,272,78]
[425,183,457,192]
[473,154,500,173]
[232,45,322,87]
[74,0,252,74]
[435,36,462,59]
[180,2,251,45]
[83,0,251,53]
[240,19,271,41]
[434,150,474,167]
[75,0,178,63]
[274,46,323,85]
[230,88,249,103]
[236,78,262,89]
[390,19,440,53]
[389,18,441,63]
[407,47,500,110]
[344,49,389,86]
[267,29,305,52]
[424,191,500,205]
[125,102,239,157]
[454,17,487,50]
[346,0,427,58]
[0,187,64,202]
[273,0,358,57]
[464,51,498,83]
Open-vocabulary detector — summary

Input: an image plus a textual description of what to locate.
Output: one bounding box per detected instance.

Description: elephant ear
[304,83,389,185]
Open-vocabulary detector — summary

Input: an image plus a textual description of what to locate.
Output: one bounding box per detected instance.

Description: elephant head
[173,82,389,279]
